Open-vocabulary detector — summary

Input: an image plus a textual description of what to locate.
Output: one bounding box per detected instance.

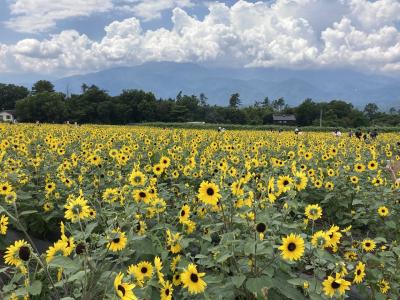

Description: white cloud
[6,0,113,33]
[115,0,194,21]
[1,0,400,75]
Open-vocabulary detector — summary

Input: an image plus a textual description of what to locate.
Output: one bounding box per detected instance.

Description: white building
[0,110,16,122]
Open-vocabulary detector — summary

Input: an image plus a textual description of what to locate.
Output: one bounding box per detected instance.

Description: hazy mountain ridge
[6,62,400,109]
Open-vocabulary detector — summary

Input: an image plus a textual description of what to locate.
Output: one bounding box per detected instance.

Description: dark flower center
[331,281,340,289]
[190,273,199,283]
[357,270,361,275]
[256,223,266,233]
[113,238,120,243]
[117,285,126,295]
[365,242,370,247]
[139,192,146,198]
[19,246,30,261]
[287,242,296,251]
[141,267,148,274]
[2,186,7,191]
[165,288,170,296]
[76,243,85,254]
[206,188,214,196]
[283,180,289,185]
[181,210,186,216]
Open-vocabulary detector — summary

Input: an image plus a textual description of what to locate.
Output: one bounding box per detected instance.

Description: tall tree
[272,97,285,112]
[199,93,208,106]
[31,80,55,94]
[364,103,379,120]
[0,83,29,110]
[229,93,241,108]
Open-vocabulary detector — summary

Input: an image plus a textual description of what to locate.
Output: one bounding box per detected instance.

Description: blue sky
[0,0,399,78]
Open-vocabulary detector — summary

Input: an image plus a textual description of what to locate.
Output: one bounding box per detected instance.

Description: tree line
[0,80,399,127]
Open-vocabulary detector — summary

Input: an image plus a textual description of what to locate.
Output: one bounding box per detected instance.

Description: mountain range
[3,62,400,109]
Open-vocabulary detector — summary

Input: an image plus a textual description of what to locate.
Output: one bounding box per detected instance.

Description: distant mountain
[50,62,400,109]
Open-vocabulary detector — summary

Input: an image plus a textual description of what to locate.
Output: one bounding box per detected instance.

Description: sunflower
[277,175,293,193]
[0,182,13,195]
[311,231,330,248]
[107,228,127,252]
[278,233,305,261]
[114,272,137,300]
[135,220,147,235]
[4,240,30,267]
[173,273,181,286]
[181,263,207,294]
[128,261,153,284]
[367,160,378,170]
[153,164,164,176]
[179,204,191,223]
[64,194,91,223]
[45,182,56,193]
[0,215,9,235]
[344,251,358,261]
[305,204,322,221]
[327,225,342,248]
[160,280,173,300]
[129,170,146,186]
[294,172,308,191]
[197,181,221,206]
[314,179,323,188]
[46,240,69,263]
[350,176,359,184]
[353,262,366,284]
[361,239,376,252]
[325,181,334,190]
[354,163,365,173]
[4,191,17,204]
[160,156,171,168]
[377,206,389,217]
[378,279,390,294]
[322,273,351,298]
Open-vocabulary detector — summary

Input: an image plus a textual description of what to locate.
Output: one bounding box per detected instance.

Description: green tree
[364,103,379,120]
[0,83,29,110]
[295,98,320,126]
[229,93,241,108]
[272,97,285,112]
[31,80,55,94]
[16,92,66,122]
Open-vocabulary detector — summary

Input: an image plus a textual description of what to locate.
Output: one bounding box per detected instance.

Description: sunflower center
[256,223,266,233]
[181,210,186,216]
[2,186,6,191]
[190,273,199,283]
[141,267,148,274]
[283,180,289,185]
[331,281,341,289]
[165,288,170,296]
[18,246,30,261]
[117,284,126,295]
[287,242,296,251]
[113,238,120,243]
[206,188,214,196]
[139,192,146,198]
[357,270,361,275]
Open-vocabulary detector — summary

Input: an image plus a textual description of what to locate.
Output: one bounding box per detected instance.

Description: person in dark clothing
[355,129,362,139]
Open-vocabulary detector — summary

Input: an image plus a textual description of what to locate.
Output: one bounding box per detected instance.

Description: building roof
[0,110,16,115]
[273,114,296,121]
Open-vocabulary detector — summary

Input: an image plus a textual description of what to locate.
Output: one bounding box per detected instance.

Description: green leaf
[216,252,232,263]
[231,275,246,288]
[28,280,42,296]
[19,210,38,216]
[287,278,307,286]
[49,256,80,272]
[67,270,88,283]
[246,276,272,293]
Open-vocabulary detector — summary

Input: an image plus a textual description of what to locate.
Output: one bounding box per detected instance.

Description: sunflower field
[0,124,399,300]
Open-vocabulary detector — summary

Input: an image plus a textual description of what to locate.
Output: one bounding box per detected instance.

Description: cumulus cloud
[115,0,194,21]
[6,0,113,33]
[2,0,400,75]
